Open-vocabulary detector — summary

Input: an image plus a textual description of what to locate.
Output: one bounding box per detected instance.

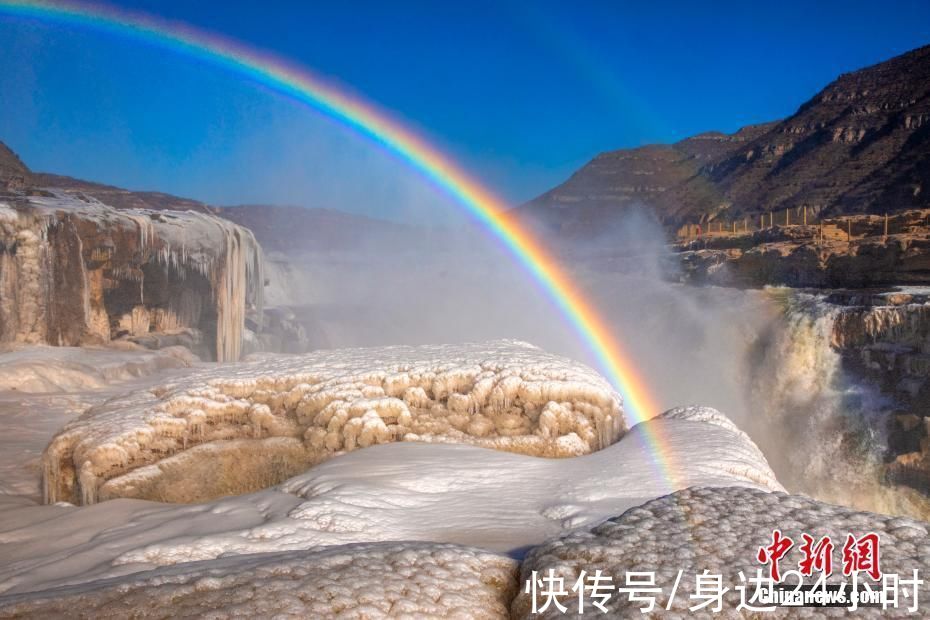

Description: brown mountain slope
[31,172,216,213]
[521,44,930,234]
[0,141,29,191]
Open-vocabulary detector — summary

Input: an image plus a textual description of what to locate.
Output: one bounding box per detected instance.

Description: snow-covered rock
[512,486,930,618]
[1,405,781,595]
[0,194,263,362]
[0,542,518,619]
[42,340,625,505]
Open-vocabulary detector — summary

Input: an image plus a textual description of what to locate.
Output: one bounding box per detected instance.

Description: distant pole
[760,215,764,230]
[804,206,808,226]
[770,212,775,228]
[786,209,790,226]
[847,218,852,242]
[744,216,748,232]
[733,221,736,234]
[884,213,889,238]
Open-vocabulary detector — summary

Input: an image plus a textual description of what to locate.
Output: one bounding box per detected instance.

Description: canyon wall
[0,193,264,361]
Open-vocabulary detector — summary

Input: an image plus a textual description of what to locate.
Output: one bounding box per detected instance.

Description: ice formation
[0,194,263,361]
[0,344,197,393]
[41,340,624,505]
[0,542,518,619]
[2,405,781,595]
[0,345,198,500]
[512,486,930,618]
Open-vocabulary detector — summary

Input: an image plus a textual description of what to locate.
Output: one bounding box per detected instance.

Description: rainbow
[1,0,679,487]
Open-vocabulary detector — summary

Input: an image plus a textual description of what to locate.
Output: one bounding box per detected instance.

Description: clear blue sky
[2,0,929,221]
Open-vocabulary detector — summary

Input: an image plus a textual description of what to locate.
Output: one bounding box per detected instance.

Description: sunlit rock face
[512,486,930,618]
[0,542,519,619]
[0,193,264,362]
[42,340,625,505]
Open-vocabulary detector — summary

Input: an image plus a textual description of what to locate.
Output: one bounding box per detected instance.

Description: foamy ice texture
[42,340,626,506]
[0,403,782,596]
[514,486,930,618]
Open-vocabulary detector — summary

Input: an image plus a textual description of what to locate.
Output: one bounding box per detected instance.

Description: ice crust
[0,542,518,619]
[41,340,625,505]
[0,344,197,500]
[512,486,930,618]
[0,344,197,393]
[0,195,263,362]
[1,405,782,595]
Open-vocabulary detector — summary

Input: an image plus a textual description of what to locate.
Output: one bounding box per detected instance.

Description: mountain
[217,204,415,255]
[521,44,930,234]
[30,173,216,214]
[0,142,411,256]
[0,141,29,191]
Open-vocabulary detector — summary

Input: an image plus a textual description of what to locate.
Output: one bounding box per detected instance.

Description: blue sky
[1,0,929,221]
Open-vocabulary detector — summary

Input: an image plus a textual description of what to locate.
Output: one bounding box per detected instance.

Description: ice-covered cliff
[0,193,263,362]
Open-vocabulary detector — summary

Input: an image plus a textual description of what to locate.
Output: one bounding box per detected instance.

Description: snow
[513,486,930,617]
[0,345,197,501]
[41,340,625,505]
[0,405,781,595]
[0,344,197,393]
[0,542,518,619]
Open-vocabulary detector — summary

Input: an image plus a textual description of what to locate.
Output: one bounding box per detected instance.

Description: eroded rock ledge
[42,340,625,505]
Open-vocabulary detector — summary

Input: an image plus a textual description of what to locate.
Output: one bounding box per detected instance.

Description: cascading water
[746,290,930,519]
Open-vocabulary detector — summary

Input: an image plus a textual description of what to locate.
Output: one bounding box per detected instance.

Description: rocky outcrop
[676,210,930,288]
[0,193,264,362]
[520,44,930,235]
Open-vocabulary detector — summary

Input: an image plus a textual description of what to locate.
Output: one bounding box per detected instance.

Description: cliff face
[822,291,930,494]
[675,210,930,288]
[0,194,263,362]
[521,44,930,234]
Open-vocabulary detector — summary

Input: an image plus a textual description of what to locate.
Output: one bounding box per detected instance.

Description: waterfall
[747,291,930,518]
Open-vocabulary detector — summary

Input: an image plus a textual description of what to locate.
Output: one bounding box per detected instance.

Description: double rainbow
[1,0,678,487]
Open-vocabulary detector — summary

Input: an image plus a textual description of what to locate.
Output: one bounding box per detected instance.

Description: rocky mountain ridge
[521,44,930,235]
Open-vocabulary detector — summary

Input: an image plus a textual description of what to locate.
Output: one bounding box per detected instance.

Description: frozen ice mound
[2,405,782,595]
[512,486,930,617]
[0,542,518,619]
[42,340,625,505]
